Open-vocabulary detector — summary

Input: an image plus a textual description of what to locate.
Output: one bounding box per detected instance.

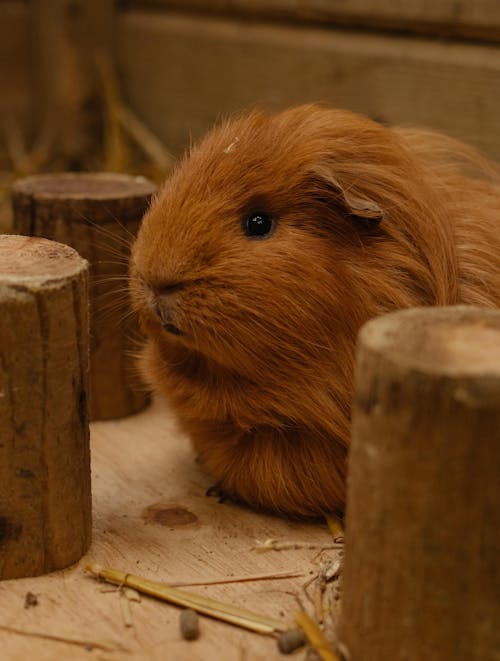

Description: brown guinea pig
[130,105,500,517]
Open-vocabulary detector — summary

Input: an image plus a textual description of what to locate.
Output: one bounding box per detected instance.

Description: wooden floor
[0,399,340,660]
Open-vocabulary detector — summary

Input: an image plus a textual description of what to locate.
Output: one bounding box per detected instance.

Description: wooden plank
[0,1,34,164]
[0,399,338,660]
[115,11,500,162]
[118,0,500,41]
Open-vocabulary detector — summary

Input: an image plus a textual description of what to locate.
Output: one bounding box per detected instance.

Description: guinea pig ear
[312,167,384,225]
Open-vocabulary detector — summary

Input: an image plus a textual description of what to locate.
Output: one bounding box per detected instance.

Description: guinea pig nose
[153,283,184,336]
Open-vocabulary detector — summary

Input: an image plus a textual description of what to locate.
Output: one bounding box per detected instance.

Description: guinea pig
[130,105,500,518]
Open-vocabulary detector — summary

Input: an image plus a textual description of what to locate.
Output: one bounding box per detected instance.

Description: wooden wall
[0,1,33,168]
[1,0,500,163]
[115,0,500,160]
[115,8,500,159]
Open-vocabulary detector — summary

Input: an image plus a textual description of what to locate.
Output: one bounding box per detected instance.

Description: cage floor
[0,399,339,660]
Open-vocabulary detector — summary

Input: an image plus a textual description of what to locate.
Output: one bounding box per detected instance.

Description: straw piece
[254,539,343,552]
[295,611,340,661]
[325,516,344,539]
[313,581,325,624]
[321,558,342,582]
[116,105,174,171]
[123,588,141,602]
[170,569,304,587]
[120,593,134,628]
[87,564,287,635]
[0,624,123,652]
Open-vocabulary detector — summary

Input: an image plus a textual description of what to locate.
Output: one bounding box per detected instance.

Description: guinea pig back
[130,105,500,517]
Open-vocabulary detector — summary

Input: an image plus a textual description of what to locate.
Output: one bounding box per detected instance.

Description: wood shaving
[120,593,134,628]
[123,587,141,602]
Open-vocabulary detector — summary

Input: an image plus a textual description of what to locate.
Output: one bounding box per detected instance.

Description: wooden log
[339,306,500,661]
[11,172,156,420]
[0,235,91,580]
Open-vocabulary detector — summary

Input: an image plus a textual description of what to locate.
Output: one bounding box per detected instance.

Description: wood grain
[0,398,339,659]
[0,235,91,580]
[340,306,500,661]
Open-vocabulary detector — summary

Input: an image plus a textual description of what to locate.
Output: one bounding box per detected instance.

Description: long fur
[130,105,500,517]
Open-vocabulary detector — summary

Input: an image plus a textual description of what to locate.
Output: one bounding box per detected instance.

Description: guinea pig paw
[205,482,236,505]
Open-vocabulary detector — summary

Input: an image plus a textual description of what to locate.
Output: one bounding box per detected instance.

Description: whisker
[71,207,135,249]
[91,276,130,285]
[92,260,130,268]
[93,288,132,300]
[92,303,137,328]
[92,290,131,308]
[98,202,141,243]
[93,300,133,318]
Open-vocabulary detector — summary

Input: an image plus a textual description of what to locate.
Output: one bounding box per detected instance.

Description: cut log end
[0,234,87,284]
[358,305,500,377]
[12,172,156,206]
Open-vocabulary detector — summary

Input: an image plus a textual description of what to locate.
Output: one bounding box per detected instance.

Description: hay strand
[87,564,288,635]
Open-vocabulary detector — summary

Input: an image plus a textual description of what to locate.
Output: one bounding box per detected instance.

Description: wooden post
[0,235,91,580]
[339,306,500,661]
[11,172,156,420]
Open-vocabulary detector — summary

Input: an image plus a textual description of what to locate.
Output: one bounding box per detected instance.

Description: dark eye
[244,212,275,238]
